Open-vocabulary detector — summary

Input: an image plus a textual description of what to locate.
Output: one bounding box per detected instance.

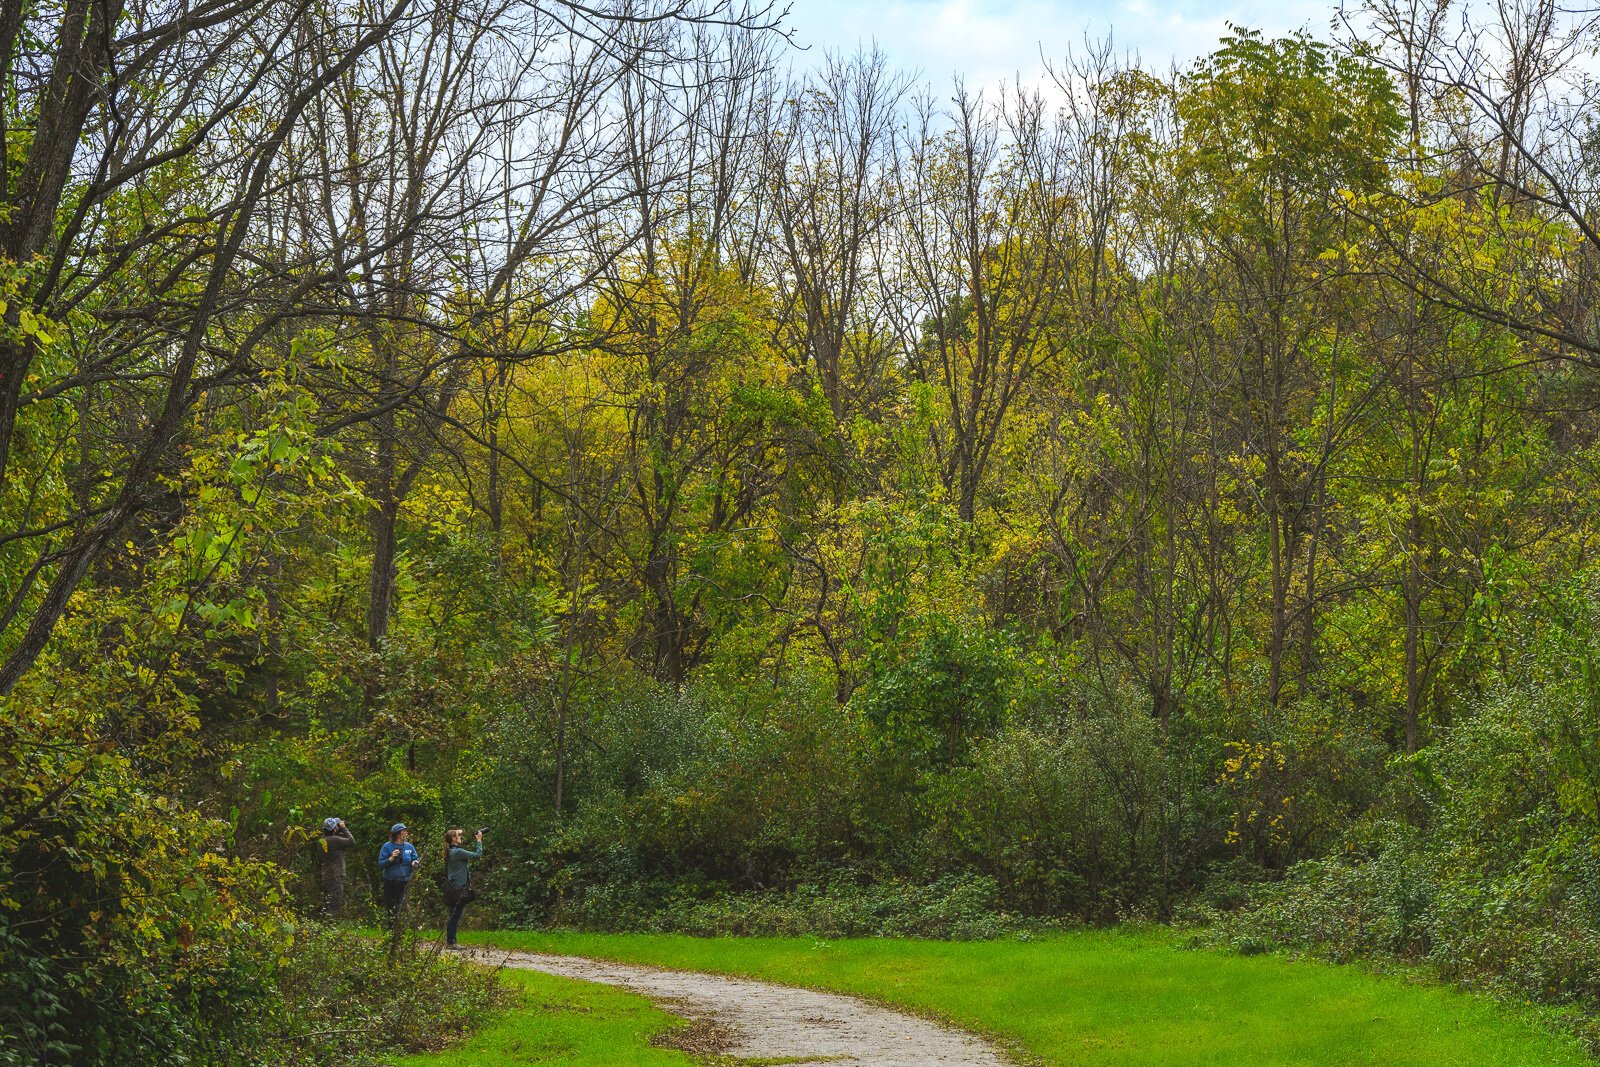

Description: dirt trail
[465,947,1014,1066]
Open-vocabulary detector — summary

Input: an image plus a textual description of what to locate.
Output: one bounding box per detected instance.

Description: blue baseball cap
[390,823,408,835]
[322,817,340,833]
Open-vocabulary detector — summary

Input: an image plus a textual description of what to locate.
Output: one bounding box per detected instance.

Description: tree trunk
[486,363,507,531]
[1403,496,1423,753]
[0,345,24,488]
[956,445,978,524]
[0,506,125,695]
[367,499,400,650]
[1300,503,1321,684]
[486,425,503,533]
[1266,479,1287,708]
[0,0,117,481]
[653,598,685,689]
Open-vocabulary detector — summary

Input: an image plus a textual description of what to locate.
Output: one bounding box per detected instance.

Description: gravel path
[464,947,1014,1066]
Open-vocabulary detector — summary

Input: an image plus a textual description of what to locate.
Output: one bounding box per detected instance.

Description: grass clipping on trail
[651,1016,737,1056]
[651,1016,854,1066]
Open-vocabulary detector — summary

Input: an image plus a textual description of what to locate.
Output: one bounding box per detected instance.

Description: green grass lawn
[402,927,1590,1066]
[389,965,698,1067]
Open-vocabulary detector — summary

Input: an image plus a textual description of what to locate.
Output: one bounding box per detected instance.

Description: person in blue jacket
[377,823,420,927]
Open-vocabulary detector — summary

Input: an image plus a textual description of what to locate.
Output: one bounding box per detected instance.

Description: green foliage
[11,16,1600,1061]
[543,873,1034,940]
[462,673,877,924]
[0,740,292,1065]
[1177,29,1403,235]
[924,711,1204,918]
[1228,581,1600,1048]
[855,617,1016,771]
[1211,697,1391,868]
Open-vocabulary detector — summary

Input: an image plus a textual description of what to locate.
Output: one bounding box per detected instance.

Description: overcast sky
[778,0,1344,87]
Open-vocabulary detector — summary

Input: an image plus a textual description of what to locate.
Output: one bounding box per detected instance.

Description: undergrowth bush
[270,928,506,1066]
[0,753,293,1067]
[543,872,1062,939]
[923,710,1211,919]
[0,714,503,1067]
[1226,631,1600,1049]
[463,673,1241,930]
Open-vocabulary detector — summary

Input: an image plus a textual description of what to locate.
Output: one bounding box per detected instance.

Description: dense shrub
[453,670,1236,930]
[0,745,498,1067]
[268,928,506,1066]
[923,710,1210,919]
[545,872,1054,940]
[0,754,293,1066]
[1207,696,1390,871]
[855,619,1017,770]
[1221,822,1436,959]
[1228,668,1600,1041]
[467,674,882,924]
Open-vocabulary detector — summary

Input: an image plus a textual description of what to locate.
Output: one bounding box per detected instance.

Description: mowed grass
[445,927,1589,1067]
[389,966,697,1067]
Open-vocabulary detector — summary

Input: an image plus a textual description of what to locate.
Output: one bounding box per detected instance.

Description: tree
[890,84,1075,525]
[0,0,414,695]
[1172,30,1402,705]
[1349,0,1600,364]
[0,0,784,694]
[764,49,907,429]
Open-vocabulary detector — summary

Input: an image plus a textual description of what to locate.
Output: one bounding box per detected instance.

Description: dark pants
[321,876,345,918]
[382,879,411,928]
[446,895,469,944]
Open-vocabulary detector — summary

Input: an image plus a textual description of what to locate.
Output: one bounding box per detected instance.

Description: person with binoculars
[377,823,421,929]
[441,827,485,949]
[317,817,355,918]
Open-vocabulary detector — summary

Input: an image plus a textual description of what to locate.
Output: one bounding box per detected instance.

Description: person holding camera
[317,817,355,918]
[441,828,484,949]
[377,823,421,928]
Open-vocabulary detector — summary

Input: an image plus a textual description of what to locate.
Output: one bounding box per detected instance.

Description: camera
[476,827,489,836]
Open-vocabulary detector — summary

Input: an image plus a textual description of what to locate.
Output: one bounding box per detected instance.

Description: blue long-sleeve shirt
[377,840,419,882]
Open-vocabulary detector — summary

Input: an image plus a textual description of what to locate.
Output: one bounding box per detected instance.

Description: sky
[779,0,1344,87]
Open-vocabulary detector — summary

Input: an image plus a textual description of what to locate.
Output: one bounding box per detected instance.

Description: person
[441,828,484,949]
[376,823,420,928]
[317,817,355,917]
